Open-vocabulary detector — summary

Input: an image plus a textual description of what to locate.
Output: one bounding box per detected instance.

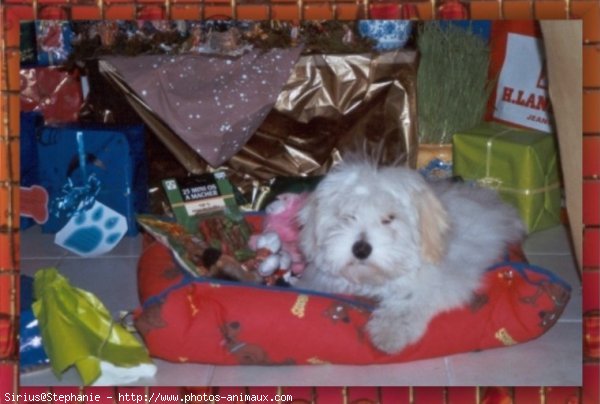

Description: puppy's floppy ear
[417,187,449,264]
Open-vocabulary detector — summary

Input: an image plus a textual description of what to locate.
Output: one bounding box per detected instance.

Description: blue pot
[358,20,413,51]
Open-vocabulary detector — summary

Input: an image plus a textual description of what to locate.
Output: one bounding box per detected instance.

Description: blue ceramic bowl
[358,20,413,51]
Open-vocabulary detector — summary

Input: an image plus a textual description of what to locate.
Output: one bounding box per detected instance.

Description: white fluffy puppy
[296,159,525,354]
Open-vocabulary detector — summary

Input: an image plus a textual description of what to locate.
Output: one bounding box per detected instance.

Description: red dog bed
[134,241,570,365]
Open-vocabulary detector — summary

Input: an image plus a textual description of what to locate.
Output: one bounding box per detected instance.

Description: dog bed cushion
[134,240,570,365]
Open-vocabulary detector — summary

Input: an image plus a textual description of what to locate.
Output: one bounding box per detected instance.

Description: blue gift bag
[37,125,148,236]
[20,112,44,230]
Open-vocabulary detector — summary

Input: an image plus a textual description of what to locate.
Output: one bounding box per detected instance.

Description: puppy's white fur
[296,160,524,354]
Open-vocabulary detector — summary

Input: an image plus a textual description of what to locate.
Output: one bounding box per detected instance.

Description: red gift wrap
[20,67,84,124]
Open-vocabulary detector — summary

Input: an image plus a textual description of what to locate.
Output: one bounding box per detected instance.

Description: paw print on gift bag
[55,201,128,257]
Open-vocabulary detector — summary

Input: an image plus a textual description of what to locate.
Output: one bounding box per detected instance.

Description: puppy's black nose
[352,240,372,260]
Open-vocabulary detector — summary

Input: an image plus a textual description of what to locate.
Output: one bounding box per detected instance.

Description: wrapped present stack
[19,20,151,253]
[453,122,561,234]
[450,21,562,235]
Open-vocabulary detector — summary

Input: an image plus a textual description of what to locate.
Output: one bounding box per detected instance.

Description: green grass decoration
[417,22,493,144]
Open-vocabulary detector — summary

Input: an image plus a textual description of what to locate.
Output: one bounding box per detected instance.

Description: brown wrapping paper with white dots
[100,49,418,195]
[100,47,304,168]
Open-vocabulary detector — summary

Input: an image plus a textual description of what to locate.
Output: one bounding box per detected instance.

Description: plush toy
[249,192,308,284]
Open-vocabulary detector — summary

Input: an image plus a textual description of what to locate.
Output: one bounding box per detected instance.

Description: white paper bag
[489,23,554,133]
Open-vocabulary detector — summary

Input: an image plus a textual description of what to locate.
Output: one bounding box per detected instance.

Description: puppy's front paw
[366,310,428,354]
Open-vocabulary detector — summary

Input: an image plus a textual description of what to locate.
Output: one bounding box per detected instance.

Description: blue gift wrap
[19,275,50,371]
[37,125,148,236]
[35,20,73,66]
[437,21,492,43]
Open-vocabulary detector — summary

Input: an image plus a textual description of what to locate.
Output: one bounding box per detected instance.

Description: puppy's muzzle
[352,240,372,260]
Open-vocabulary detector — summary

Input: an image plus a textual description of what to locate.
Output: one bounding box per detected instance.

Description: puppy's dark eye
[382,214,396,225]
[341,214,356,222]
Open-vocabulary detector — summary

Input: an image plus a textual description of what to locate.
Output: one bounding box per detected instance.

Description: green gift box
[453,122,561,233]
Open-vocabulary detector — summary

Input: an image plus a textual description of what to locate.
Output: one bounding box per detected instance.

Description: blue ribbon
[419,158,453,180]
[50,131,102,219]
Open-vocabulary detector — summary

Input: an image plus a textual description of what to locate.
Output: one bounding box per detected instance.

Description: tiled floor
[20,225,582,386]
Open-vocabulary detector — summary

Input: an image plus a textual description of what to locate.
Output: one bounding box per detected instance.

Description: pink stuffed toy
[249,192,309,283]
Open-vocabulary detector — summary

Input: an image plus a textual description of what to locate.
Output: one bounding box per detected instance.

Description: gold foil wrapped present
[225,50,419,195]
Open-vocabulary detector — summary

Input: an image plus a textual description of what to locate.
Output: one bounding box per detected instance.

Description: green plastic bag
[32,268,154,385]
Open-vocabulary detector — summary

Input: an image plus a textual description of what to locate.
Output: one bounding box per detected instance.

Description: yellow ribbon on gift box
[477,129,561,196]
